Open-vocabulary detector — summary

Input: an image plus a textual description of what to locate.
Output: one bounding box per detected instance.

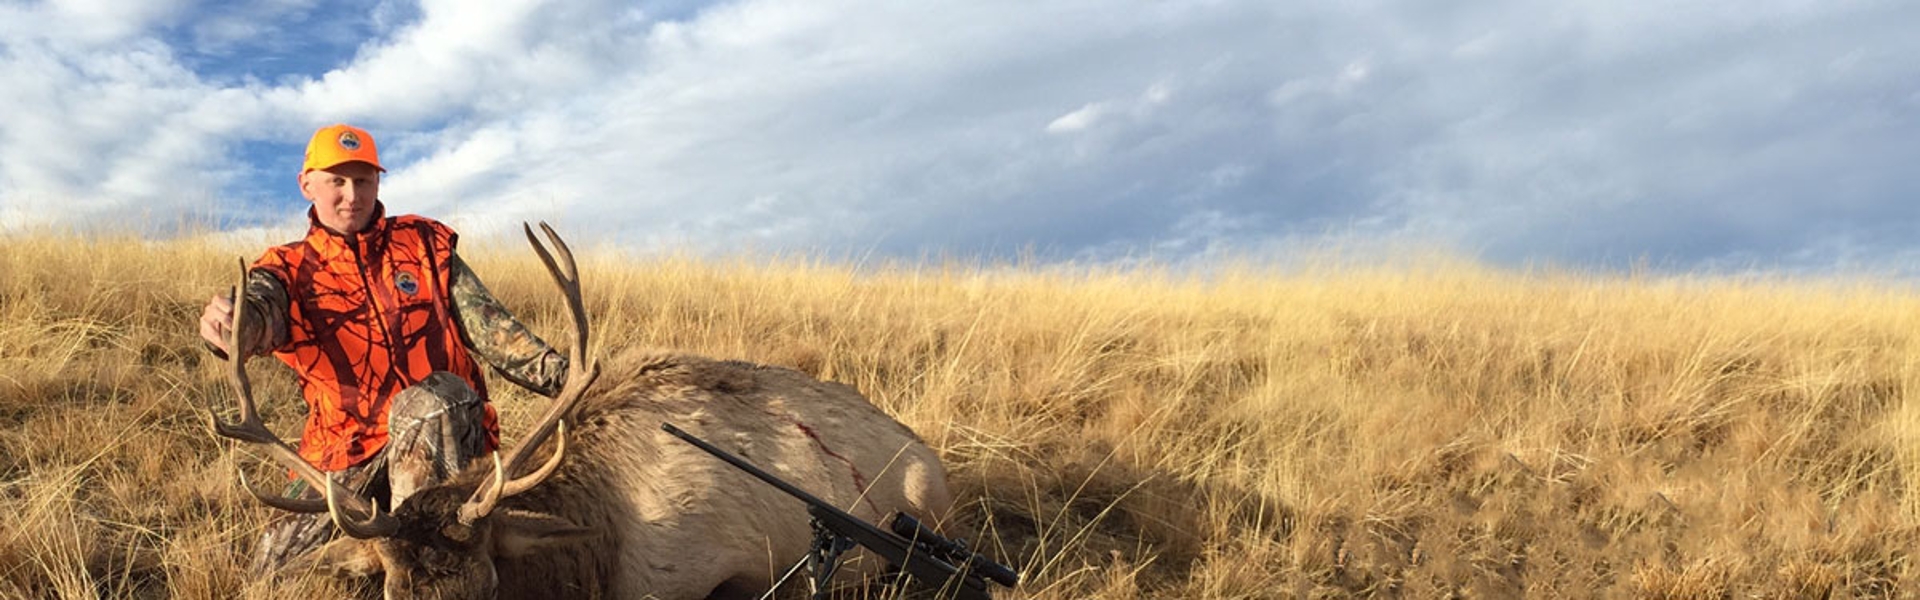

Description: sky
[1,0,1916,274]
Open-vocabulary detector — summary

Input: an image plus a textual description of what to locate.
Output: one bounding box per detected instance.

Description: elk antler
[207,258,401,538]
[459,222,602,525]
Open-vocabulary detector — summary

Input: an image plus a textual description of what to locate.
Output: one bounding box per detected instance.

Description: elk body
[208,224,955,599]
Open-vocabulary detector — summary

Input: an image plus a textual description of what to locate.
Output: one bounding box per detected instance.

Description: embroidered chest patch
[395,270,420,296]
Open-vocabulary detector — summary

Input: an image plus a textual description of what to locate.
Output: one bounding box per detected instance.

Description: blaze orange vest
[253,205,499,471]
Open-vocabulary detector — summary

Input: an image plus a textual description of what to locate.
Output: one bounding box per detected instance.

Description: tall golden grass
[3,231,1918,598]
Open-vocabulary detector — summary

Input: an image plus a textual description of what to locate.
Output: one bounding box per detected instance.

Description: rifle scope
[888,513,1021,588]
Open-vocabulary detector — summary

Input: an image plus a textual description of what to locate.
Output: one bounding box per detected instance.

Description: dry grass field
[3,231,1919,598]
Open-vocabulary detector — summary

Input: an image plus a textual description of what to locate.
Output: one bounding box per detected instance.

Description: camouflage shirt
[230,253,569,398]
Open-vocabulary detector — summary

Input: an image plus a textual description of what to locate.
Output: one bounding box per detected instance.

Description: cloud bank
[2,0,1916,273]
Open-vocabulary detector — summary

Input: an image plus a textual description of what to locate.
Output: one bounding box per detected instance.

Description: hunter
[196,123,569,572]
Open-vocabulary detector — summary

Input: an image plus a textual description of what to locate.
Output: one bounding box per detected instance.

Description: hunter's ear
[491,509,596,558]
[308,537,384,576]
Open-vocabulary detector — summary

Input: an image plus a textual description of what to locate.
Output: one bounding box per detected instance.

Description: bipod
[760,517,858,600]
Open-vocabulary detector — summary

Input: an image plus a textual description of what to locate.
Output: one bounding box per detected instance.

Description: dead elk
[206,223,957,599]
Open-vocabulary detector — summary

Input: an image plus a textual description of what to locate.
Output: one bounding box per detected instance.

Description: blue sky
[2,0,1917,274]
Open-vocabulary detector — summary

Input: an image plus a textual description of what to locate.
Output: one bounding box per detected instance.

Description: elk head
[306,450,597,599]
[208,222,602,599]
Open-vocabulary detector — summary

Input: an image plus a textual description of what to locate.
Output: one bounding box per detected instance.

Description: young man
[197,124,569,572]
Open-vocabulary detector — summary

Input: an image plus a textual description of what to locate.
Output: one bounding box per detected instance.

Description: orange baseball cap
[302,124,385,172]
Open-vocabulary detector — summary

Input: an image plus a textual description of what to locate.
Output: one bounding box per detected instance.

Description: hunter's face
[302,161,381,234]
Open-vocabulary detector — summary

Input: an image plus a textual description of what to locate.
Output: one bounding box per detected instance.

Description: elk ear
[309,538,385,576]
[491,509,596,558]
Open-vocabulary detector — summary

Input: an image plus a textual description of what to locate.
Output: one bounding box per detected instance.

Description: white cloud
[3,0,1919,273]
[0,25,274,230]
[181,0,318,54]
[22,0,193,46]
[1047,104,1106,134]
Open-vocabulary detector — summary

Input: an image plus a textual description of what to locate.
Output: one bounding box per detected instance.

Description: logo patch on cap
[395,270,419,296]
[339,131,362,151]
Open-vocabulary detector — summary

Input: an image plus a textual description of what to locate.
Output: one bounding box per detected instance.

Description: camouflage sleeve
[204,268,290,359]
[448,253,570,398]
[240,268,292,357]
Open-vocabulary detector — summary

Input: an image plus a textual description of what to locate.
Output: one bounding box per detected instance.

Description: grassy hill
[2,232,1918,598]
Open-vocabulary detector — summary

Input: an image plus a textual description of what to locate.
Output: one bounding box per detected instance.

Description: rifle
[662,422,1019,600]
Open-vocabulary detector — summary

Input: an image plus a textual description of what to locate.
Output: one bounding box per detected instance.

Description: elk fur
[318,348,954,599]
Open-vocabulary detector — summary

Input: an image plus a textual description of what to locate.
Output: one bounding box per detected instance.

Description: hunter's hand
[199,294,237,356]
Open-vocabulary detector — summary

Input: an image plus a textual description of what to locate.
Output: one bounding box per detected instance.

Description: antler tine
[500,420,568,497]
[212,260,262,430]
[207,258,384,524]
[463,224,602,521]
[458,454,509,525]
[528,221,588,354]
[530,221,578,285]
[327,476,402,539]
[458,421,569,526]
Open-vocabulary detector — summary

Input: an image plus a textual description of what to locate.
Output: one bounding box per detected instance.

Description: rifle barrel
[662,422,837,507]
